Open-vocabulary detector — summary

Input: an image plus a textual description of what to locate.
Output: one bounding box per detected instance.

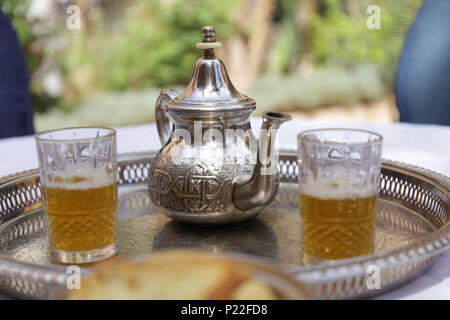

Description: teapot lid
[166,26,256,112]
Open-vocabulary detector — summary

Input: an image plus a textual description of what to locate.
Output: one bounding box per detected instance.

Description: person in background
[0,9,34,139]
[396,0,450,125]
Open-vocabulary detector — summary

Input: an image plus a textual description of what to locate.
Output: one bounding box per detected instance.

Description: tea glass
[35,127,118,264]
[298,129,383,260]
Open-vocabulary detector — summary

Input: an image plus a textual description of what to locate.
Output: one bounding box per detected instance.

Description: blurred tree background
[2,0,422,130]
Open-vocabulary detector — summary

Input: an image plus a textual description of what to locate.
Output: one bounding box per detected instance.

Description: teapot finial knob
[202,26,215,43]
[196,26,221,51]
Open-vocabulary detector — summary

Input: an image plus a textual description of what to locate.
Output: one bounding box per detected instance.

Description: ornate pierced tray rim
[0,150,448,289]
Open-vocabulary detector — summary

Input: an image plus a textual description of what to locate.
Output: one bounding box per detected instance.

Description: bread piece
[69,250,252,300]
[231,279,277,300]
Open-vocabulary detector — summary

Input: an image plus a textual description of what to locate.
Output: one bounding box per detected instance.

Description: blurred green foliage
[269,0,421,86]
[3,0,422,116]
[310,0,400,66]
[61,0,240,93]
[268,0,301,73]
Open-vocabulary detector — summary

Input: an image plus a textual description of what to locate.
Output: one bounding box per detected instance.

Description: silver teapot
[148,26,291,226]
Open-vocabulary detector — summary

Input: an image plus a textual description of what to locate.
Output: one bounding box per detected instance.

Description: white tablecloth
[0,119,449,299]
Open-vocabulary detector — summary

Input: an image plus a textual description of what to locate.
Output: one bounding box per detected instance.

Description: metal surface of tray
[0,151,448,299]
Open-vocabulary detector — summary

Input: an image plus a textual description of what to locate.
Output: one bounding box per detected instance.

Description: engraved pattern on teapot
[148,154,232,213]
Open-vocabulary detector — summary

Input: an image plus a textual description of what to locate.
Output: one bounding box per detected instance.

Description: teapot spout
[233,112,292,211]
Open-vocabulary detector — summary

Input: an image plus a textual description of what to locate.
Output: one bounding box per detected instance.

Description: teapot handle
[155,88,179,145]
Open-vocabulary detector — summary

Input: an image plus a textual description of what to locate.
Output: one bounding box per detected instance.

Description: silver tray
[0,151,448,299]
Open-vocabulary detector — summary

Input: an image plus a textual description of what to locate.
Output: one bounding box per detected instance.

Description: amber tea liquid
[42,171,117,253]
[300,179,377,260]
